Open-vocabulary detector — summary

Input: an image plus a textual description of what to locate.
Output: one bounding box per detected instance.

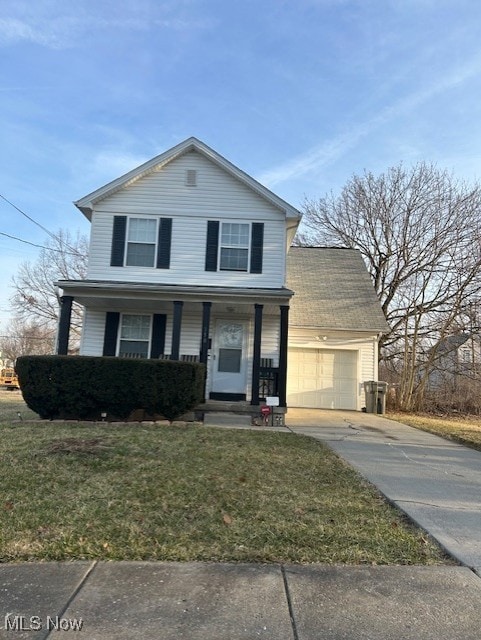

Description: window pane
[220,247,248,271]
[128,218,156,242]
[119,340,149,358]
[121,315,151,340]
[126,243,156,267]
[221,223,249,247]
[218,348,241,372]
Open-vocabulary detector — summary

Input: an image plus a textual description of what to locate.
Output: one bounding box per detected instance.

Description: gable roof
[286,247,389,332]
[74,137,302,221]
[435,334,470,353]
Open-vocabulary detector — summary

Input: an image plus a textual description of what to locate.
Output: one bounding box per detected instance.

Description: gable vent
[186,169,197,186]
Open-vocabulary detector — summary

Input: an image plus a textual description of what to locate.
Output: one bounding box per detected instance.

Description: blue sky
[2,0,481,330]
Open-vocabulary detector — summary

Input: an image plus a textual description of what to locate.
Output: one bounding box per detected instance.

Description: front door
[211,320,248,398]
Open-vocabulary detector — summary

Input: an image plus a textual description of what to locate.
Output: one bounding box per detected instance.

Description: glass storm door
[212,321,247,394]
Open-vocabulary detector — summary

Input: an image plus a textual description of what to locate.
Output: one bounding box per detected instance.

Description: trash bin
[363,381,388,414]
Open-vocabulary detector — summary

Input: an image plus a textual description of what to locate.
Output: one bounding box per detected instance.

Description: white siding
[81,309,107,356]
[360,341,376,381]
[261,315,280,366]
[87,150,287,288]
[93,151,285,218]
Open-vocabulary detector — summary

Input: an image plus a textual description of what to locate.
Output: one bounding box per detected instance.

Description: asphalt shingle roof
[286,247,389,332]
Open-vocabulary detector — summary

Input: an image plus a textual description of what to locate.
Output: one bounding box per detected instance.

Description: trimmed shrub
[15,355,206,421]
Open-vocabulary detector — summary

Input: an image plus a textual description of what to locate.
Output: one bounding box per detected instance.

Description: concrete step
[203,412,254,427]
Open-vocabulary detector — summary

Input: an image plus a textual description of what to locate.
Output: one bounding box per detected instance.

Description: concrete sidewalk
[3,409,481,639]
[286,409,481,575]
[2,561,481,639]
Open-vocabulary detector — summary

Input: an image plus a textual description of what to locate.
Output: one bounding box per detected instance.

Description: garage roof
[287,247,389,332]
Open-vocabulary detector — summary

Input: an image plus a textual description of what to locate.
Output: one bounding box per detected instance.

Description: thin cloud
[259,53,481,188]
[0,7,214,49]
[0,17,62,48]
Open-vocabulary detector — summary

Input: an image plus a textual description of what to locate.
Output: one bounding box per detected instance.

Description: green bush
[15,356,206,422]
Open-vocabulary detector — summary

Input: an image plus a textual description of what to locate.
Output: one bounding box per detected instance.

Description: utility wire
[0,193,57,239]
[0,231,80,256]
[0,193,81,254]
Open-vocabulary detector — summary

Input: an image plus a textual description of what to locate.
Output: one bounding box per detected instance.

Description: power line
[0,193,80,254]
[0,193,57,239]
[0,231,80,256]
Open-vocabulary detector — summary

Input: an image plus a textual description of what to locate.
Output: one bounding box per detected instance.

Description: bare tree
[10,229,89,345]
[301,162,481,410]
[0,317,55,364]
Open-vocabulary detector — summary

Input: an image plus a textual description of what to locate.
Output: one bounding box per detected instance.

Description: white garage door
[287,348,358,410]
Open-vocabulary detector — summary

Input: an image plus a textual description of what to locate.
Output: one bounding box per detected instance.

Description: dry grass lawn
[0,390,450,564]
[388,412,481,451]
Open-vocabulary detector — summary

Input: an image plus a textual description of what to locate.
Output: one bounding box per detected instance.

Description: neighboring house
[425,334,481,390]
[56,137,388,412]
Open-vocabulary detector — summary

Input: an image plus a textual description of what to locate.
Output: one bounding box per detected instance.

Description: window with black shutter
[110,216,172,268]
[206,221,264,273]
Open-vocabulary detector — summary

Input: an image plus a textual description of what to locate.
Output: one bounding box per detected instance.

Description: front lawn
[388,412,481,451]
[0,404,448,564]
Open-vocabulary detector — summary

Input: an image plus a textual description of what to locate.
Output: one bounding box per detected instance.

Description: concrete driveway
[285,408,481,574]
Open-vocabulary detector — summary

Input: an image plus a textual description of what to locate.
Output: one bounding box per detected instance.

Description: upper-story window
[220,223,250,271]
[460,347,473,364]
[110,215,172,269]
[126,218,157,267]
[205,220,264,274]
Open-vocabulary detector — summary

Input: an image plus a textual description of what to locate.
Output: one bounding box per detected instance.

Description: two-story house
[56,137,388,413]
[426,333,481,390]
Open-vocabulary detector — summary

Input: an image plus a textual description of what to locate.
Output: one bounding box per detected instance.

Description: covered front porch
[55,280,292,408]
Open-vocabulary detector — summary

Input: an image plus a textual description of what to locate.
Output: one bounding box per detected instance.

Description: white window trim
[218,221,251,272]
[117,313,152,358]
[125,217,159,268]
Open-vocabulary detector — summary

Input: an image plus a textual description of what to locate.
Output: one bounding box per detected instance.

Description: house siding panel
[94,151,285,218]
[360,341,376,382]
[81,309,108,356]
[86,151,286,287]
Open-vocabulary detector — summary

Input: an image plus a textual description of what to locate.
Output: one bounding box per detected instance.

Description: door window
[218,323,243,372]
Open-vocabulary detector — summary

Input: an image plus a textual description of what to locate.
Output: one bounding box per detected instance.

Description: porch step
[203,412,253,427]
[197,400,254,414]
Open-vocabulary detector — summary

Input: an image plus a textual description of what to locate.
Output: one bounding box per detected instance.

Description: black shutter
[150,314,166,358]
[157,218,172,269]
[205,221,219,271]
[110,216,127,266]
[103,312,120,356]
[250,222,264,274]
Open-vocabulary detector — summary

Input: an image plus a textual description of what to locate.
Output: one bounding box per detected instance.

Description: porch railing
[259,367,279,400]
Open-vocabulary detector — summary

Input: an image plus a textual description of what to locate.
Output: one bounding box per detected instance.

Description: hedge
[15,355,206,422]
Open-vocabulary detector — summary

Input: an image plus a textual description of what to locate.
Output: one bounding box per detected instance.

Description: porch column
[278,305,289,407]
[251,303,263,405]
[200,302,212,365]
[57,295,73,355]
[170,301,184,360]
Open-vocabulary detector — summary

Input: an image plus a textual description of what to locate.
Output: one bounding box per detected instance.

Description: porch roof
[56,279,293,309]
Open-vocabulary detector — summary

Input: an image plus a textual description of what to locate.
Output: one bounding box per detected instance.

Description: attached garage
[286,248,389,412]
[287,348,358,410]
